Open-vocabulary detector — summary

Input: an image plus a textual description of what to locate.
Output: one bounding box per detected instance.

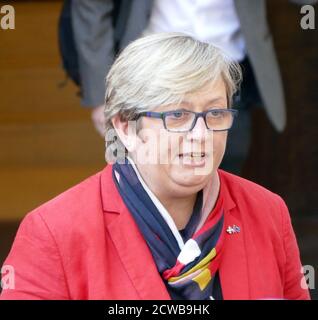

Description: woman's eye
[171,111,184,118]
[210,110,223,117]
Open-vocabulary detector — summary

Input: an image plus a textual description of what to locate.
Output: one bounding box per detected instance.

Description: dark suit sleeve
[0,211,70,300]
[279,198,311,300]
[71,0,115,107]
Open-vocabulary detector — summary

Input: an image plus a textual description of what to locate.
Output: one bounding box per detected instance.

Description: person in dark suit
[0,33,309,300]
[71,0,287,175]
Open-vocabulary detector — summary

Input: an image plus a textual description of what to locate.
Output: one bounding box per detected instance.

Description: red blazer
[0,165,310,300]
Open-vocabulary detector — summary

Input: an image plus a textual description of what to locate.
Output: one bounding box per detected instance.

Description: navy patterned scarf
[112,158,225,300]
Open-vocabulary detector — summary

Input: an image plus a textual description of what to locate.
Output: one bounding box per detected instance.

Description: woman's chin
[170,170,210,189]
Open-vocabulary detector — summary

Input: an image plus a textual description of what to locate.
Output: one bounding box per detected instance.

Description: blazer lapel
[101,164,171,300]
[219,171,250,299]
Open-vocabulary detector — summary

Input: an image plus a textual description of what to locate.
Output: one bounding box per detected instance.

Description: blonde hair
[104,32,242,157]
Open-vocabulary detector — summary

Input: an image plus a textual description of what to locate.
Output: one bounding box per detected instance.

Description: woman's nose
[187,116,207,140]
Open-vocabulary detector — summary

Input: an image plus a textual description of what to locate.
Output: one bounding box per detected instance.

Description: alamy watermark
[302,265,316,290]
[1,5,15,30]
[300,5,316,29]
[0,265,15,290]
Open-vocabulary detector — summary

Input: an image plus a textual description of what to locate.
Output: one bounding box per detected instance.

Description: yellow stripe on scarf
[193,268,212,291]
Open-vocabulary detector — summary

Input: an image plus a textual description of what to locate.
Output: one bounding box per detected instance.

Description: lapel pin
[226,225,241,234]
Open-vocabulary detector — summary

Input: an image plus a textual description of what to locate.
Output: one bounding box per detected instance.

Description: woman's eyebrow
[179,97,227,107]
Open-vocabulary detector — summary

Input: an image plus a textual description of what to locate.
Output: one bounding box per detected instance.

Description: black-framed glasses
[134,108,238,132]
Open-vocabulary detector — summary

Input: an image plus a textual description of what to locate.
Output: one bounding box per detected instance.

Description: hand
[91,104,106,137]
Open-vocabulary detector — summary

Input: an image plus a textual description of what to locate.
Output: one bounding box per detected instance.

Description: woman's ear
[111,115,138,152]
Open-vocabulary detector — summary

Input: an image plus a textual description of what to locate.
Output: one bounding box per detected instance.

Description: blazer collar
[217,170,250,299]
[218,169,236,215]
[100,164,124,214]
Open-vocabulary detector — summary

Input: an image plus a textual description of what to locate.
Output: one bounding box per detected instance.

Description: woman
[0,33,309,300]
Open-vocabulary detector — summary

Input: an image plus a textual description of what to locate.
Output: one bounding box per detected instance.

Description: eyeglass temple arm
[137,111,164,119]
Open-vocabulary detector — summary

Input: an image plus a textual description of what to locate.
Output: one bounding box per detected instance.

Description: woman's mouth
[178,152,206,167]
